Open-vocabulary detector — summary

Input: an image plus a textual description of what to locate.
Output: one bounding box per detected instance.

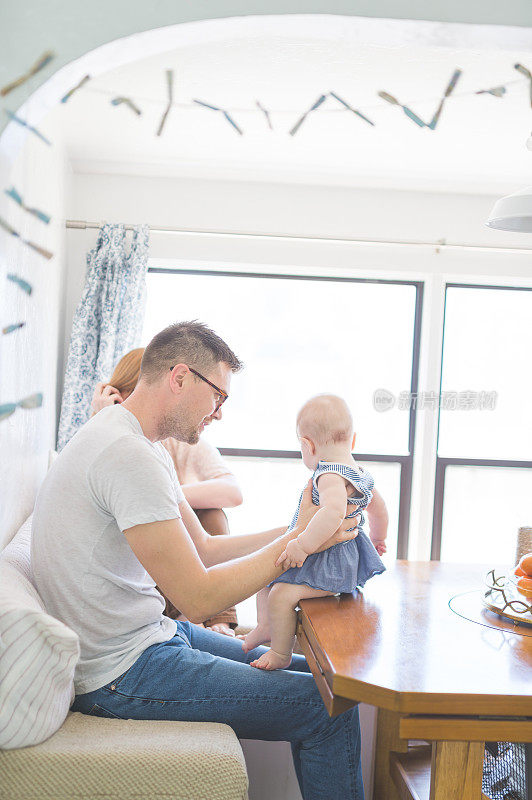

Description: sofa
[0,515,249,800]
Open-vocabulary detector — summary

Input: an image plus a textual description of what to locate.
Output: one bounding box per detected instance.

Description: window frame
[430,282,532,560]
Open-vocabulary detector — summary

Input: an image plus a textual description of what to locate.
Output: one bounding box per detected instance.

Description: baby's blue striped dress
[271,460,385,594]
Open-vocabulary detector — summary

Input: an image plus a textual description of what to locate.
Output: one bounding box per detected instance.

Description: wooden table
[296,561,532,800]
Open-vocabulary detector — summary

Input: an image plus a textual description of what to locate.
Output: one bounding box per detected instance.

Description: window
[432,285,532,563]
[143,269,421,542]
[439,286,532,461]
[439,464,532,565]
[144,270,418,454]
[143,266,422,566]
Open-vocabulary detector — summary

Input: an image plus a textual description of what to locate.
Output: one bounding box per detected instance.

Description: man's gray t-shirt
[31,405,183,694]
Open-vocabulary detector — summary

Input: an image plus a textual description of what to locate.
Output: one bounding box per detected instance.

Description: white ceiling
[49,15,532,194]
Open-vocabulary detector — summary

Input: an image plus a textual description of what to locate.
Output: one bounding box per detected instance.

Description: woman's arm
[181,499,285,566]
[180,474,243,509]
[163,438,243,510]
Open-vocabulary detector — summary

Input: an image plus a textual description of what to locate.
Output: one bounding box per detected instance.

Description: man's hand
[290,480,360,553]
[316,513,361,551]
[290,480,319,533]
[276,537,309,569]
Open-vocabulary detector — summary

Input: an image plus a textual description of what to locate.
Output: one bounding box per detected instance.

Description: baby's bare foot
[250,649,292,671]
[240,626,270,653]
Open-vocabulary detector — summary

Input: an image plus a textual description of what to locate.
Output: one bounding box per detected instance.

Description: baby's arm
[277,474,347,569]
[366,487,388,556]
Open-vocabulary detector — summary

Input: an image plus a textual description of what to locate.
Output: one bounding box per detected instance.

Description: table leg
[373,708,409,800]
[429,740,485,800]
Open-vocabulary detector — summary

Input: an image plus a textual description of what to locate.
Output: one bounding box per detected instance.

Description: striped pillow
[0,516,80,750]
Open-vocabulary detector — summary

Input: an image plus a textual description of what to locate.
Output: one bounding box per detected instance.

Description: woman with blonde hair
[91,347,242,636]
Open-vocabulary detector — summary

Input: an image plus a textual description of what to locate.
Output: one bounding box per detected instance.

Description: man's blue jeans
[72,622,364,800]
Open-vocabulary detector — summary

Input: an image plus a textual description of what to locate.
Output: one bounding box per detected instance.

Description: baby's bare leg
[251,583,334,671]
[240,586,271,653]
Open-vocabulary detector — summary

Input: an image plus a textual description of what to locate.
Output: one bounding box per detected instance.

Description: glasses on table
[170,364,228,413]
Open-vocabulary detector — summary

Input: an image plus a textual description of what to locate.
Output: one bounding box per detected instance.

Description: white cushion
[1,515,35,586]
[0,515,80,750]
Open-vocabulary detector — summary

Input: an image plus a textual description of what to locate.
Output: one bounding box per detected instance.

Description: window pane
[143,272,417,454]
[439,287,532,460]
[224,456,400,626]
[440,465,532,566]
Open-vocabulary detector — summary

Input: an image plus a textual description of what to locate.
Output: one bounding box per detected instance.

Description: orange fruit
[516,576,532,599]
[518,553,532,577]
[515,565,527,578]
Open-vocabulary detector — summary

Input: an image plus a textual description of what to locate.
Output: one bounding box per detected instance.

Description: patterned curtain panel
[57,223,150,451]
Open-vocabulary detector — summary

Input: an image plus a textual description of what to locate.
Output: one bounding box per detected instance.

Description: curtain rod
[65,219,532,255]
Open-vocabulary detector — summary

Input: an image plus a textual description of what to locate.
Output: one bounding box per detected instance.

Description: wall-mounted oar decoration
[5,186,51,224]
[289,94,327,136]
[1,51,54,97]
[329,92,375,126]
[515,64,532,107]
[7,274,32,295]
[61,75,91,103]
[4,110,52,145]
[0,393,43,423]
[156,70,174,136]
[193,99,243,135]
[475,85,506,98]
[379,69,462,130]
[0,216,53,260]
[110,97,142,116]
[256,101,273,130]
[2,322,26,335]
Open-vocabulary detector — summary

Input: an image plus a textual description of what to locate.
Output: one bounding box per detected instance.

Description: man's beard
[157,407,200,444]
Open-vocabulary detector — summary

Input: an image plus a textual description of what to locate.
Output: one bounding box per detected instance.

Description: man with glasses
[31,320,364,800]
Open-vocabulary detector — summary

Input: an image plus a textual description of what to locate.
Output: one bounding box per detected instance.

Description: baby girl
[242,394,388,670]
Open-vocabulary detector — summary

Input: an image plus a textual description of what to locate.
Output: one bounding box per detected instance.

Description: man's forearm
[202,526,287,566]
[187,530,294,622]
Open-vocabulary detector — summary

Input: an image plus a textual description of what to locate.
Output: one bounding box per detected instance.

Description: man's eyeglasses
[170,365,228,413]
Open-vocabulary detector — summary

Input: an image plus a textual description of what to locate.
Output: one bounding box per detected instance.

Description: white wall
[63,170,532,376]
[0,114,71,549]
[67,170,532,247]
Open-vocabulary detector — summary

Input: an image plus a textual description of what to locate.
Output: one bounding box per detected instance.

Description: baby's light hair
[296,394,353,446]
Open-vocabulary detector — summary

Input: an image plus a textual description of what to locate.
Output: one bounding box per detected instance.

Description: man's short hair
[140,321,243,384]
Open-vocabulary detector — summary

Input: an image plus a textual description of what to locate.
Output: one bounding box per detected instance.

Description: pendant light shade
[486,186,532,232]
